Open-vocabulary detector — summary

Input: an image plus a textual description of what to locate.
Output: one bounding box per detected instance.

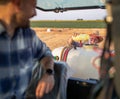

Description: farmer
[0,0,67,99]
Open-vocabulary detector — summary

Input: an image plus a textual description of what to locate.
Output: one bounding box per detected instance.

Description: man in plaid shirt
[0,0,67,99]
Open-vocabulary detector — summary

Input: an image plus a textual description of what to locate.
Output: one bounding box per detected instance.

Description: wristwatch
[45,68,54,75]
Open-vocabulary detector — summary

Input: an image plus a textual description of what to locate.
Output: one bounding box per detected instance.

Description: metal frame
[36,6,105,13]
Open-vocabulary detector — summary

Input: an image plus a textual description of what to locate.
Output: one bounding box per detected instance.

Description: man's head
[0,0,37,28]
[15,0,37,28]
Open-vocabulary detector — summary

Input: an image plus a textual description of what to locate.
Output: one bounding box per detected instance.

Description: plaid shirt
[0,23,53,99]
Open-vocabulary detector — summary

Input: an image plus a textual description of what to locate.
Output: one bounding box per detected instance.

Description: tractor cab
[31,0,120,99]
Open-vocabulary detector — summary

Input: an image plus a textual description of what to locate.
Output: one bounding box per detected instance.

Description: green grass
[30,20,106,28]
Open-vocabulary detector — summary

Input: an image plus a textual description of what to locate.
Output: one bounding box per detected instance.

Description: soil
[32,28,107,51]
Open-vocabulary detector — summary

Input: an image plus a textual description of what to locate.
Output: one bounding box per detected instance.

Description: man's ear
[11,0,21,11]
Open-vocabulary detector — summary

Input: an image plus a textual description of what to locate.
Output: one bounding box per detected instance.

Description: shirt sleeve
[30,29,53,60]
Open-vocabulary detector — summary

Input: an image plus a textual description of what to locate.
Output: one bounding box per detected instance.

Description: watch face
[46,69,54,75]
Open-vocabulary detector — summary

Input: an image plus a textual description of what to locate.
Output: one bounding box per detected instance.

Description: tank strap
[60,46,73,62]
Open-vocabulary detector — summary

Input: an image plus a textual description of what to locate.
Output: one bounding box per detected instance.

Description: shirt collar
[0,21,22,37]
[0,21,6,35]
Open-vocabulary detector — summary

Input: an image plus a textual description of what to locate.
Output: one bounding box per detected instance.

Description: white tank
[52,45,102,80]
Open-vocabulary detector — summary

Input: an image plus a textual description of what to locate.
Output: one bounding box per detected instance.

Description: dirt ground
[32,28,107,51]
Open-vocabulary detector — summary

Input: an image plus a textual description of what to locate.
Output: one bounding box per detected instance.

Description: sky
[31,9,107,20]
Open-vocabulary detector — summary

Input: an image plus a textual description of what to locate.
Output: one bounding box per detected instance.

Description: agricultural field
[30,20,106,28]
[31,20,107,51]
[32,28,106,50]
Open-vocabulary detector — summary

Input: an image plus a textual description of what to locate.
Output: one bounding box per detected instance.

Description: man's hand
[35,74,55,98]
